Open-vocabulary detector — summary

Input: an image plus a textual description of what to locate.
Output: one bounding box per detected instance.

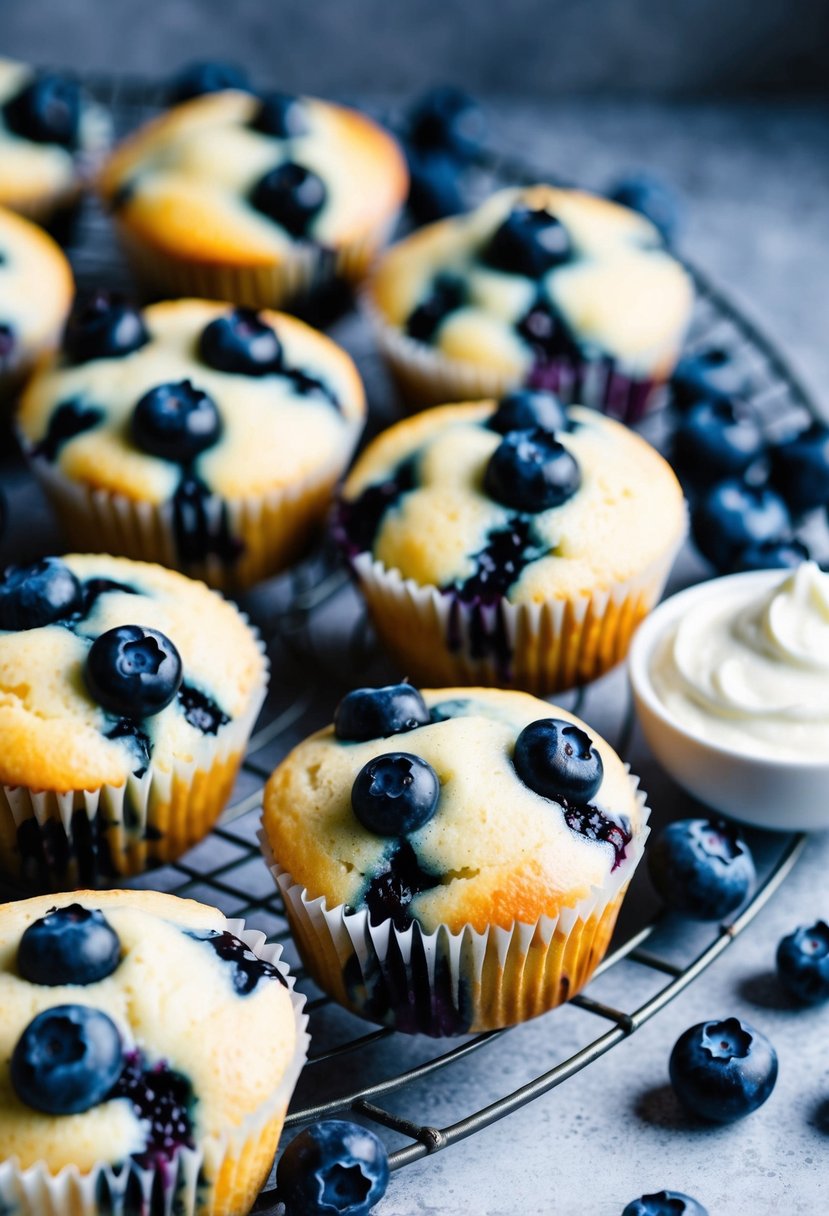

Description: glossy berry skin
[669,1017,778,1123]
[513,718,604,804]
[671,349,747,412]
[671,399,764,488]
[63,291,149,365]
[776,921,829,1005]
[621,1192,708,1216]
[732,537,810,572]
[85,625,183,719]
[769,423,829,517]
[11,1005,124,1115]
[250,162,327,237]
[406,85,486,161]
[18,904,121,987]
[250,91,309,139]
[131,380,222,463]
[3,73,81,148]
[0,558,82,631]
[483,206,572,278]
[648,818,755,921]
[691,479,790,571]
[277,1119,389,1216]
[488,389,569,436]
[406,273,465,342]
[485,428,581,513]
[352,753,440,836]
[608,172,683,245]
[405,146,466,224]
[167,60,250,104]
[198,308,282,375]
[334,684,430,742]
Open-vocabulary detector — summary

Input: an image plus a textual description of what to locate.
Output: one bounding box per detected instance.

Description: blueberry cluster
[401,86,487,224]
[3,71,83,150]
[247,92,326,238]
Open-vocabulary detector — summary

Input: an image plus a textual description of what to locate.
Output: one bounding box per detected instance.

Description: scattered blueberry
[483,206,572,278]
[607,172,682,245]
[352,753,440,836]
[131,380,222,463]
[0,558,82,631]
[113,1051,194,1166]
[250,162,327,238]
[671,349,748,412]
[3,73,81,148]
[488,388,569,436]
[648,818,755,921]
[621,1191,708,1216]
[406,273,466,342]
[776,921,829,1005]
[11,1004,124,1115]
[406,85,486,161]
[451,517,546,606]
[63,291,149,365]
[405,146,466,224]
[692,479,791,571]
[177,683,229,735]
[769,422,829,516]
[669,1017,778,1122]
[335,683,430,743]
[732,537,811,572]
[513,718,604,804]
[277,1119,389,1216]
[85,624,183,719]
[167,60,250,104]
[563,804,632,870]
[484,428,581,512]
[250,91,309,139]
[671,399,764,487]
[334,457,417,556]
[18,904,121,986]
[198,307,282,375]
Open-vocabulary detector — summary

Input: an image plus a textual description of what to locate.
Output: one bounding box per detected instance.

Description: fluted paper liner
[0,920,310,1216]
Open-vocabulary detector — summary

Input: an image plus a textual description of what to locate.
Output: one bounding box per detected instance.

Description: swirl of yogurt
[651,563,829,758]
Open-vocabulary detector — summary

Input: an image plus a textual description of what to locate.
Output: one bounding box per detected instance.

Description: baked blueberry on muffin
[0,890,308,1216]
[262,684,649,1035]
[98,89,408,313]
[0,554,267,889]
[368,184,694,421]
[335,391,686,693]
[16,297,365,591]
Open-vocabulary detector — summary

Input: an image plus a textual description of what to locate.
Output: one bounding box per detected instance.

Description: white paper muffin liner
[260,776,650,1036]
[0,919,310,1216]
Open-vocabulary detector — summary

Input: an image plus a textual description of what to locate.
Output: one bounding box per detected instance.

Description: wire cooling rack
[0,73,816,1211]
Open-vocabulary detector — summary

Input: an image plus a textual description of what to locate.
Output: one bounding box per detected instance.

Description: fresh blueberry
[488,388,569,436]
[776,921,829,1005]
[621,1192,708,1216]
[483,206,572,278]
[0,322,16,365]
[671,399,764,488]
[131,380,222,463]
[406,273,466,342]
[250,162,327,238]
[0,558,82,631]
[11,1004,124,1115]
[485,427,581,512]
[669,1017,778,1122]
[85,625,183,719]
[648,818,755,921]
[167,60,250,104]
[405,145,466,224]
[63,291,149,365]
[352,753,440,836]
[607,172,683,245]
[671,349,748,412]
[406,85,486,161]
[513,718,604,804]
[277,1119,389,1216]
[18,904,121,986]
[732,537,811,572]
[198,307,282,375]
[250,91,309,138]
[3,73,81,149]
[335,683,430,742]
[769,422,829,516]
[692,479,791,571]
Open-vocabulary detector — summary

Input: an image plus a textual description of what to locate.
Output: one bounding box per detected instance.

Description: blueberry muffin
[0,890,308,1216]
[0,59,110,233]
[335,390,687,694]
[99,89,408,313]
[368,184,694,421]
[262,683,649,1035]
[0,554,267,890]
[0,205,73,404]
[17,296,366,591]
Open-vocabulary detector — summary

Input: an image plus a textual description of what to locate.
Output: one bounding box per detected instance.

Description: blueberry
[608,172,683,245]
[776,921,829,1005]
[0,558,82,631]
[250,91,309,139]
[276,1119,389,1216]
[405,145,466,224]
[3,73,81,149]
[732,538,811,572]
[352,753,440,836]
[648,818,755,920]
[198,307,282,375]
[483,206,572,278]
[562,804,633,870]
[769,422,829,516]
[692,479,790,571]
[85,625,183,719]
[406,273,466,342]
[671,399,764,488]
[671,349,747,412]
[362,840,439,930]
[406,85,486,161]
[113,1052,194,1165]
[669,1017,778,1123]
[11,1005,124,1115]
[167,60,250,104]
[621,1192,708,1216]
[516,297,581,361]
[63,291,149,365]
[513,718,604,804]
[484,428,581,512]
[334,683,430,742]
[131,380,222,463]
[250,162,327,238]
[18,904,121,986]
[488,388,569,436]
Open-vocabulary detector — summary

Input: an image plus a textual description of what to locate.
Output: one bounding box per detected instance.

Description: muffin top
[369,185,693,379]
[337,393,686,600]
[0,889,299,1173]
[0,553,266,792]
[0,58,110,211]
[0,206,74,372]
[99,90,408,264]
[263,684,645,934]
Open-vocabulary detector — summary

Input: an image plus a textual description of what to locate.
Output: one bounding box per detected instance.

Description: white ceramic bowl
[629,570,829,832]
